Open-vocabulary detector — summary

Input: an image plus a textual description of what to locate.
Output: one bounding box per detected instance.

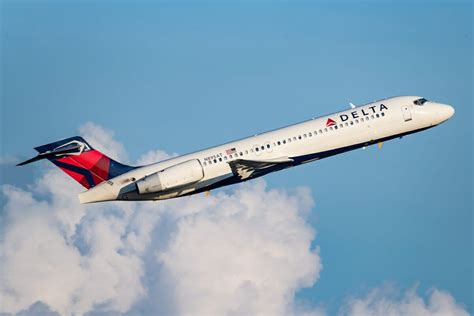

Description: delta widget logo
[326,118,336,127]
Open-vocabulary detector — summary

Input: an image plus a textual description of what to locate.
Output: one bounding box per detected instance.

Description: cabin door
[401,105,412,121]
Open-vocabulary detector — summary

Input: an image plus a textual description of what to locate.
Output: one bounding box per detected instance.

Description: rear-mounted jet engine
[136,159,204,194]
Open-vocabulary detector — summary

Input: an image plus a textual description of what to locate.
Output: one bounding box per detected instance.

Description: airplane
[17,96,454,203]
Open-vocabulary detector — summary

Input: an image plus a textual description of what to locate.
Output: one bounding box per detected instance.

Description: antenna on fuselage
[349,102,356,109]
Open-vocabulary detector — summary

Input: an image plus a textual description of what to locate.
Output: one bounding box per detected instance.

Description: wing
[227,157,294,180]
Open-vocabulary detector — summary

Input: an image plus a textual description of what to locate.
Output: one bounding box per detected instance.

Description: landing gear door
[402,105,412,121]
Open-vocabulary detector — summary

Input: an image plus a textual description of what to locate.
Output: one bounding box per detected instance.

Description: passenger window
[376,114,380,118]
[339,124,343,128]
[298,135,302,140]
[224,156,227,160]
[381,112,385,116]
[219,158,222,162]
[371,115,375,119]
[277,141,281,145]
[329,126,333,130]
[304,134,307,138]
[245,150,249,154]
[350,121,354,125]
[283,140,287,144]
[240,152,243,156]
[293,136,297,141]
[203,161,207,166]
[261,146,265,150]
[309,132,312,136]
[355,119,359,123]
[324,128,328,132]
[256,147,259,152]
[319,129,322,133]
[361,117,364,122]
[345,122,348,126]
[214,159,217,163]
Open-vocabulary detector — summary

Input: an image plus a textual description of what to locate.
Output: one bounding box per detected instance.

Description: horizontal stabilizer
[17,145,83,166]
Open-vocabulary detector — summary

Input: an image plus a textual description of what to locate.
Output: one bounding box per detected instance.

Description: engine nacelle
[136,159,204,194]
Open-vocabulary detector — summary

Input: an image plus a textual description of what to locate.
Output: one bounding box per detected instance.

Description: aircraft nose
[439,104,455,121]
[429,102,455,122]
[446,104,455,118]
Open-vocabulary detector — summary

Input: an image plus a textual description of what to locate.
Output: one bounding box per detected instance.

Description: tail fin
[17,136,135,189]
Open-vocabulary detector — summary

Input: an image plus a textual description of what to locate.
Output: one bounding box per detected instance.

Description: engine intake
[136,159,204,194]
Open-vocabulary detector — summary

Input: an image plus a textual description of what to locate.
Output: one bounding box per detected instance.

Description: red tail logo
[17,136,135,189]
[326,118,336,127]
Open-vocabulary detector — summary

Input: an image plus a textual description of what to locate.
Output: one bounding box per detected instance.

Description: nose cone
[439,104,455,121]
[429,102,455,123]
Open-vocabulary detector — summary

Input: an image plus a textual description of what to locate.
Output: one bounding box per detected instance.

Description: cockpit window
[414,98,428,106]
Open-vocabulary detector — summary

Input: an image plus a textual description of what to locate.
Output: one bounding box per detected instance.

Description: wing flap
[228,157,294,180]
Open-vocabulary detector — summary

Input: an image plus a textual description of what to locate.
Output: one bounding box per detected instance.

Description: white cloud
[136,149,178,165]
[0,182,147,315]
[339,284,469,316]
[0,123,321,316]
[157,183,320,316]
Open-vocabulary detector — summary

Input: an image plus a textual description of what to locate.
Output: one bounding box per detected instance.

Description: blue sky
[1,0,472,314]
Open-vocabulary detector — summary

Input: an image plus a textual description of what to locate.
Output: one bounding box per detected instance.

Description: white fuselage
[79,96,454,203]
